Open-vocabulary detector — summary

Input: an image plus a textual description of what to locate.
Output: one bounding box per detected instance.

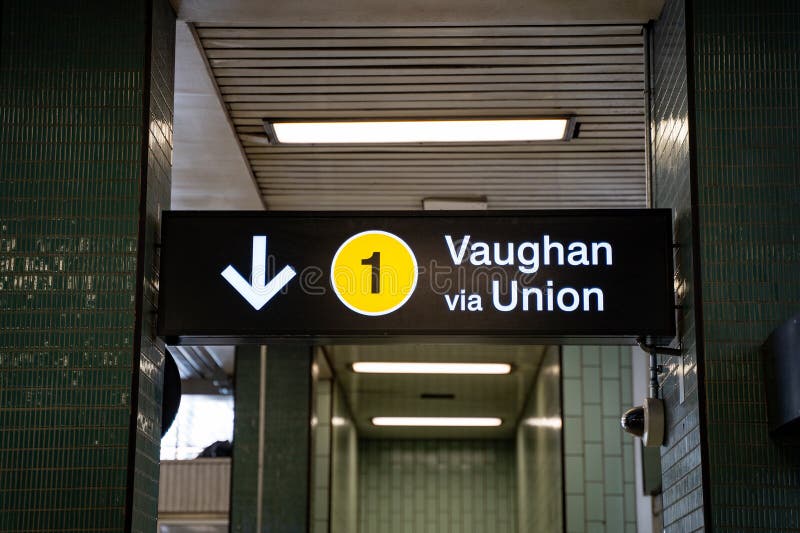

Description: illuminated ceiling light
[523,417,563,429]
[371,417,502,427]
[264,118,574,144]
[351,362,512,374]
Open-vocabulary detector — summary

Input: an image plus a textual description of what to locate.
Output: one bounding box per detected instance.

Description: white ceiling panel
[172,21,264,210]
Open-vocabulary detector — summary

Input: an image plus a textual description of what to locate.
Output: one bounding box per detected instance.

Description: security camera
[621,406,645,437]
[621,398,664,447]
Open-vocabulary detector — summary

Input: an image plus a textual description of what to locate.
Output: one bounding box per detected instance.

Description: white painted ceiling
[172,21,263,210]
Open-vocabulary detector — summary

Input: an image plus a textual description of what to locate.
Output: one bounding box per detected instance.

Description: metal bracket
[638,336,680,400]
[636,336,682,357]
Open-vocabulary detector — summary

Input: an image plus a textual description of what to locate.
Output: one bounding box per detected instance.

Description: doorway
[313,344,563,533]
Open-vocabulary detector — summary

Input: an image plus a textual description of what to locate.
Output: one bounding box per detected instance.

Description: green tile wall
[690,0,800,530]
[652,0,800,529]
[650,0,707,530]
[330,380,358,533]
[263,345,312,533]
[516,347,562,533]
[230,345,312,533]
[0,1,174,531]
[131,1,175,530]
[310,376,332,533]
[230,346,261,533]
[358,439,517,533]
[562,346,637,533]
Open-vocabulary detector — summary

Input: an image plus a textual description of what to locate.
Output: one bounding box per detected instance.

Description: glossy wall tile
[0,1,174,531]
[563,346,637,533]
[692,0,800,530]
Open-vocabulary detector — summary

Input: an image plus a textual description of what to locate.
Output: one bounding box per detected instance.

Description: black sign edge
[156,208,677,342]
[160,208,674,220]
[163,334,657,347]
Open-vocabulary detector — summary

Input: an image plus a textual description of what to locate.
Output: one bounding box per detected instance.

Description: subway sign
[157,210,675,344]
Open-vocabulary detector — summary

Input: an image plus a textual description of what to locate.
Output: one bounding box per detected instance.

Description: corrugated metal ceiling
[195,24,647,210]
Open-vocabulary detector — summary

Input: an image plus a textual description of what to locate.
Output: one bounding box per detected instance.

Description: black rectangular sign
[157,210,674,344]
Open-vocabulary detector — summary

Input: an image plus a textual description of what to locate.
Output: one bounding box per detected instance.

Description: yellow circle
[331,230,418,316]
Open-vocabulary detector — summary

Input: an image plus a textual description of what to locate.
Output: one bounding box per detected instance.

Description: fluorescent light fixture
[351,362,511,375]
[372,417,502,427]
[422,197,488,211]
[265,118,573,144]
[524,417,563,429]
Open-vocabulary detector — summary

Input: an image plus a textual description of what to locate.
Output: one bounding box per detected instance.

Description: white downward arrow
[221,236,296,310]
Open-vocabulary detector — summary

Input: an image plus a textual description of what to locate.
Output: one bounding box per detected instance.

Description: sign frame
[157,209,675,346]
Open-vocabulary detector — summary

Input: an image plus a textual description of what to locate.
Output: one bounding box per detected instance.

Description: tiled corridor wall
[230,346,261,533]
[314,369,360,533]
[0,1,174,531]
[562,346,637,533]
[516,347,562,533]
[358,439,517,533]
[131,0,175,529]
[331,381,358,533]
[231,346,313,533]
[650,0,707,530]
[651,0,800,530]
[690,0,800,529]
[310,377,332,533]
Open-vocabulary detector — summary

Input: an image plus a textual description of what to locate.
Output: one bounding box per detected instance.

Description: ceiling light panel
[351,362,512,374]
[371,417,503,427]
[267,119,572,144]
[523,417,563,429]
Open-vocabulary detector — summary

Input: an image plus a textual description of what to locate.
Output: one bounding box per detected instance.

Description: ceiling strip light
[351,362,511,375]
[523,417,563,429]
[265,118,573,144]
[371,417,502,427]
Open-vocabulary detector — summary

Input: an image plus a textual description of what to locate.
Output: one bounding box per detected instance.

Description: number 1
[361,251,380,294]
